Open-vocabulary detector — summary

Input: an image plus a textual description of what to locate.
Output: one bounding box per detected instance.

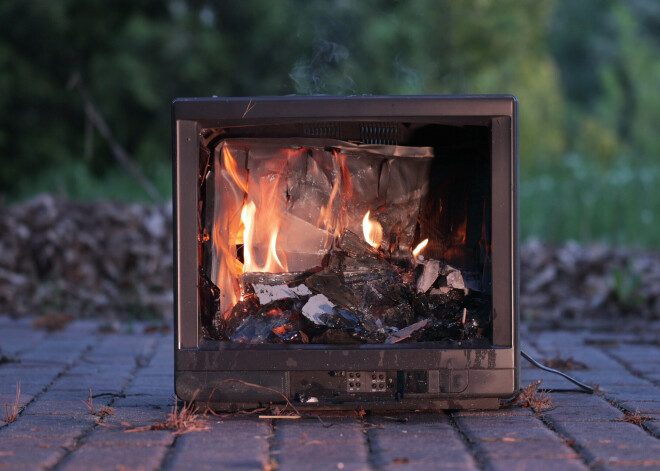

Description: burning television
[174,96,519,410]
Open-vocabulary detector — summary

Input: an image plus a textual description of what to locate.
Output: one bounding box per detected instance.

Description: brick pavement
[1,316,659,471]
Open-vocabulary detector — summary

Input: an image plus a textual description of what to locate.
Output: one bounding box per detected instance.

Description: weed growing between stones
[513,380,553,413]
[125,391,209,435]
[616,409,653,425]
[2,382,21,423]
[82,389,114,418]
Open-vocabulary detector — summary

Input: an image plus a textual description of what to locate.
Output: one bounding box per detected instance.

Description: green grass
[520,154,660,247]
[11,160,172,203]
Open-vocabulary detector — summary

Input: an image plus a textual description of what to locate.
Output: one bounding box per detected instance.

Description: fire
[240,202,287,274]
[240,202,256,271]
[214,144,294,317]
[362,210,383,249]
[222,146,248,193]
[412,238,429,257]
[317,150,353,238]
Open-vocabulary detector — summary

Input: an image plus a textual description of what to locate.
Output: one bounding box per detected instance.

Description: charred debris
[197,136,492,346]
[201,229,491,345]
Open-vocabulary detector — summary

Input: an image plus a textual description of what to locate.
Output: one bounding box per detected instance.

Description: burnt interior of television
[197,120,492,346]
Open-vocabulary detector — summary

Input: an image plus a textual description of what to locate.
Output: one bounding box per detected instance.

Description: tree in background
[1,0,659,244]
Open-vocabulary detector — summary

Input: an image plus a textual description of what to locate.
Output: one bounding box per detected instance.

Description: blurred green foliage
[1,0,659,246]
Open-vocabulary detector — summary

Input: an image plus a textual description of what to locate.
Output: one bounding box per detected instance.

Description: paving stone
[549,420,658,448]
[84,428,174,446]
[0,327,46,356]
[452,408,536,418]
[0,363,66,390]
[608,345,660,364]
[369,415,475,470]
[274,418,369,471]
[474,439,579,460]
[485,457,588,471]
[533,331,587,349]
[166,418,270,471]
[3,316,660,470]
[642,414,660,437]
[48,375,131,394]
[24,388,113,415]
[582,444,660,467]
[602,385,660,402]
[125,374,174,392]
[0,436,70,469]
[598,464,660,471]
[547,392,615,408]
[616,400,660,414]
[520,370,573,390]
[102,406,171,428]
[113,393,176,408]
[59,443,169,471]
[541,402,624,422]
[643,373,660,384]
[564,370,649,387]
[454,414,561,442]
[537,348,623,371]
[18,339,91,365]
[0,416,89,440]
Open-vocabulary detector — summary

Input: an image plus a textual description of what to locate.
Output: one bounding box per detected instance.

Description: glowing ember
[362,210,383,249]
[412,238,429,257]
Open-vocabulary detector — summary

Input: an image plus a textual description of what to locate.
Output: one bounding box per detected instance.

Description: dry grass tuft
[125,391,209,435]
[32,313,74,332]
[513,380,553,413]
[3,382,21,423]
[82,389,114,418]
[616,409,653,425]
[544,356,588,371]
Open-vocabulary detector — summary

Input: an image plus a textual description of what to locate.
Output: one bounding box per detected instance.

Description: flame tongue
[412,238,429,257]
[222,146,248,193]
[240,201,286,273]
[240,202,256,271]
[362,210,383,249]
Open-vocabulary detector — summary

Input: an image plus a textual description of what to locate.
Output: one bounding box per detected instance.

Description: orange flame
[213,146,249,316]
[240,201,286,273]
[412,238,429,257]
[362,210,383,249]
[222,146,248,193]
[317,150,353,238]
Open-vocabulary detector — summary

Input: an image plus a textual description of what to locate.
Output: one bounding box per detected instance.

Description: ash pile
[204,230,491,345]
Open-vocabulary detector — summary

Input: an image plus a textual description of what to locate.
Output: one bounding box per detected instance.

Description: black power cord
[521,350,594,394]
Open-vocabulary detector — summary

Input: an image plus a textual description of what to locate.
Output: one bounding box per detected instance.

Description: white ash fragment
[416,260,440,293]
[444,269,465,290]
[385,319,430,344]
[253,283,312,305]
[301,294,335,325]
